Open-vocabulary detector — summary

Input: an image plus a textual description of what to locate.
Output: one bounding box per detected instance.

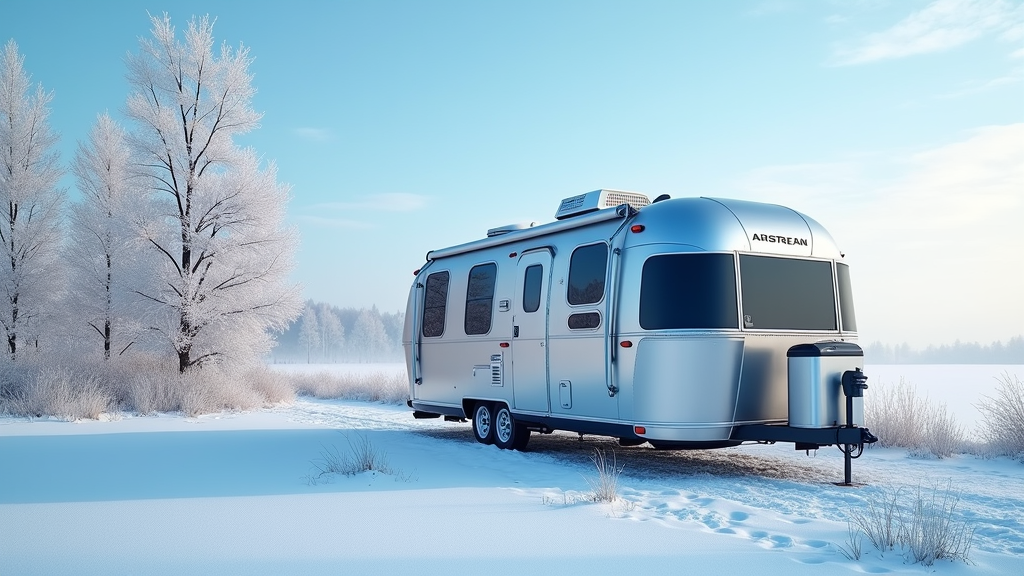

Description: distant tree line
[270,301,404,363]
[864,336,1024,364]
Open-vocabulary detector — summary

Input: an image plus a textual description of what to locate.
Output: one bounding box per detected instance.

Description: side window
[522,264,543,313]
[640,253,738,330]
[465,263,497,335]
[567,243,608,305]
[837,263,857,332]
[422,271,449,337]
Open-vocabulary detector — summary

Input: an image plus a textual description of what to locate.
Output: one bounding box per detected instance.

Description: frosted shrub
[245,365,295,404]
[976,372,1024,459]
[0,362,32,415]
[0,354,303,419]
[177,366,270,416]
[866,379,927,449]
[923,403,965,459]
[121,365,181,415]
[866,379,964,458]
[29,366,111,420]
[291,370,407,404]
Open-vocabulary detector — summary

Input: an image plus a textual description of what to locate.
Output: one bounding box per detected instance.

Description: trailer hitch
[838,368,874,486]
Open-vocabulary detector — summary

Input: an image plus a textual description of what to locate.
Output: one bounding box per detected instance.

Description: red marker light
[499,342,510,348]
[634,426,646,435]
[630,224,645,233]
[413,268,421,275]
[509,252,518,258]
[620,340,633,348]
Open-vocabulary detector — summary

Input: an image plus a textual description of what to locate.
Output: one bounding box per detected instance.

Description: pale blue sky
[3,0,1022,346]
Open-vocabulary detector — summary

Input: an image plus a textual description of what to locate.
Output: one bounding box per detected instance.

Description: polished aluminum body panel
[404,195,858,442]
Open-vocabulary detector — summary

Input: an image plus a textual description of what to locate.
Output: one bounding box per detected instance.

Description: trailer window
[422,271,450,337]
[640,253,738,330]
[739,255,836,331]
[523,264,543,313]
[568,243,607,305]
[465,263,497,335]
[837,263,857,332]
[568,312,601,330]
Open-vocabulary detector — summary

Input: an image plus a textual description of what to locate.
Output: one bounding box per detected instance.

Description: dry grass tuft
[845,481,974,566]
[306,434,399,485]
[586,448,622,503]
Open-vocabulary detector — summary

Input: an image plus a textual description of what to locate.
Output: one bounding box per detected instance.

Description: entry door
[512,250,552,413]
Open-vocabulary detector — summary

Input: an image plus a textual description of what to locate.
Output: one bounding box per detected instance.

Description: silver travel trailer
[403,190,877,484]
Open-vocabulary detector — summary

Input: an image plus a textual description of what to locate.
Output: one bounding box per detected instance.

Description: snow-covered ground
[3,365,1023,575]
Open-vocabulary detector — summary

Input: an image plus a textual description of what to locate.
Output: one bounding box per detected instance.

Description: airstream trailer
[403,190,877,484]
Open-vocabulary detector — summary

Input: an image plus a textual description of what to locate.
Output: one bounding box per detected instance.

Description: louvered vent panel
[490,354,503,387]
[603,191,651,210]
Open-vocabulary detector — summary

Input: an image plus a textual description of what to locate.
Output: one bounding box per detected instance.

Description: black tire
[472,402,494,445]
[493,404,530,451]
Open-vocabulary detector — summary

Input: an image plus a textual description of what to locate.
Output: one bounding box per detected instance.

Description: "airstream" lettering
[751,233,808,246]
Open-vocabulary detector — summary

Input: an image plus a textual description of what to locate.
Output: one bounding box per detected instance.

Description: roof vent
[555,189,651,220]
[487,221,540,237]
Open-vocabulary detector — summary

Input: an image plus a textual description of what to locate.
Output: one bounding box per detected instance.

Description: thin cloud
[936,67,1024,98]
[293,127,332,142]
[310,193,429,213]
[831,0,1023,66]
[292,215,373,229]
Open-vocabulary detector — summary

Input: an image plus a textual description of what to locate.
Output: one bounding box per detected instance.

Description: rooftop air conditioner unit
[554,189,651,220]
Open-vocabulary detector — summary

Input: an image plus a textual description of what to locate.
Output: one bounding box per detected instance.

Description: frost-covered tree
[298,305,320,364]
[318,305,343,362]
[68,113,144,359]
[350,308,388,362]
[0,40,64,359]
[125,15,300,371]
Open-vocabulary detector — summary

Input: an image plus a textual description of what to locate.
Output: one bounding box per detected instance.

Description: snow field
[2,397,1023,575]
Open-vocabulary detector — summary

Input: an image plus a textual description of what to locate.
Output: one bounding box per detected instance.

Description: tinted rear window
[739,255,836,331]
[639,253,738,330]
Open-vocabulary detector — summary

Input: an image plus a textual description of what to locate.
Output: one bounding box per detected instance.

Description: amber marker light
[630,224,645,233]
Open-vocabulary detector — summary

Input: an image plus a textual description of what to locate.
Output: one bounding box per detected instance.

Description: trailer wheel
[493,404,530,451]
[472,403,494,445]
